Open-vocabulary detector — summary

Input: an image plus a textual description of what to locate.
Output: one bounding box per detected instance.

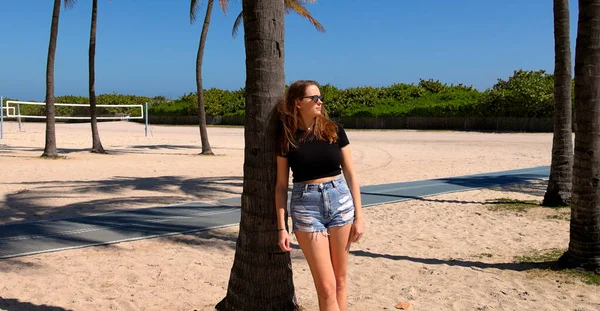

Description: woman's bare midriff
[297,174,341,184]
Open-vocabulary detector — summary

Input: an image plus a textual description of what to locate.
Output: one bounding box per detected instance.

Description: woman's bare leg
[328,224,353,311]
[295,231,340,311]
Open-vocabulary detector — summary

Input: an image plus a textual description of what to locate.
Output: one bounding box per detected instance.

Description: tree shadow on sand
[164,229,303,250]
[0,205,236,261]
[350,249,558,272]
[488,179,547,197]
[0,144,240,156]
[0,145,89,155]
[0,258,42,270]
[1,175,243,225]
[0,298,73,311]
[166,229,239,247]
[0,175,246,262]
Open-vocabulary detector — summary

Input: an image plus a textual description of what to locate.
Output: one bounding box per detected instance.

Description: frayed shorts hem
[291,218,354,235]
[326,218,355,229]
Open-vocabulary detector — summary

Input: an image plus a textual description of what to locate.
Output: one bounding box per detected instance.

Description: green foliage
[477,69,555,117]
[336,80,482,118]
[205,88,245,116]
[171,88,246,116]
[4,69,559,119]
[319,84,344,117]
[149,99,195,116]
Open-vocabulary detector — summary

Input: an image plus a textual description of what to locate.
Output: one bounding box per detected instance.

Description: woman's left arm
[340,145,364,242]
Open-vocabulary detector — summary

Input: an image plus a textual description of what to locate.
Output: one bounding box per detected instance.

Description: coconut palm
[190,0,322,156]
[43,0,75,158]
[89,0,106,153]
[543,0,573,206]
[190,0,228,155]
[215,1,297,310]
[559,0,600,272]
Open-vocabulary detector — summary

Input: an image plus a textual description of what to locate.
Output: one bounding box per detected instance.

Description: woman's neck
[300,117,316,131]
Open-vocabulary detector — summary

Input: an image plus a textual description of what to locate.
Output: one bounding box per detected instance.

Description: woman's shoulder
[333,121,347,134]
[332,121,350,147]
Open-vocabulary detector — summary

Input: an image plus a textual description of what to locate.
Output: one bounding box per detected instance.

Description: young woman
[275,80,364,311]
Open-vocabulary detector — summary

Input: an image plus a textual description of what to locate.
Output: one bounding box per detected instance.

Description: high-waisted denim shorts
[290,175,355,234]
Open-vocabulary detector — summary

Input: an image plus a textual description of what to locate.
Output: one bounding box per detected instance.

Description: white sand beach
[0,121,597,311]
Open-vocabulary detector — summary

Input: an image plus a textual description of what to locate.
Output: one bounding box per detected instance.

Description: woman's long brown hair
[277,80,339,156]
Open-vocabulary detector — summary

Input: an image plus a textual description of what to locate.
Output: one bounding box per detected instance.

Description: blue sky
[0,0,579,101]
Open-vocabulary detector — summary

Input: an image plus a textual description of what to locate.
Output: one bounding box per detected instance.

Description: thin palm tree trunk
[89,0,105,153]
[544,0,573,207]
[43,0,61,158]
[196,0,214,155]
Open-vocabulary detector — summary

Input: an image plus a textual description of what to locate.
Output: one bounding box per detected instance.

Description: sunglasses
[302,95,324,103]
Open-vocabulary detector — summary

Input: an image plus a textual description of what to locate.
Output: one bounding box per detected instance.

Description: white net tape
[4,101,144,120]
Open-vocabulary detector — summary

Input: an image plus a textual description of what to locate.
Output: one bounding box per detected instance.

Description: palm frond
[218,0,229,14]
[232,10,243,38]
[190,0,201,23]
[64,0,76,9]
[231,0,323,38]
[285,0,326,33]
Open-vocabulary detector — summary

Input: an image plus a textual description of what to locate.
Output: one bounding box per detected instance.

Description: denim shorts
[290,175,355,234]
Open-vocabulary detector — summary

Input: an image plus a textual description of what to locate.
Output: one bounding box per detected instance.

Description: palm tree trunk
[215,0,298,310]
[42,0,61,158]
[559,0,600,272]
[543,0,573,207]
[196,0,214,155]
[89,0,105,154]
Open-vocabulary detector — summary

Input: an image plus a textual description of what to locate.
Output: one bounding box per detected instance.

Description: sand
[0,120,597,311]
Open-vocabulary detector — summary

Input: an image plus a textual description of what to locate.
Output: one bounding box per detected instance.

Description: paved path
[0,166,549,259]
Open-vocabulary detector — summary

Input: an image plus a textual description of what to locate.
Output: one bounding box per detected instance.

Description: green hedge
[5,69,564,119]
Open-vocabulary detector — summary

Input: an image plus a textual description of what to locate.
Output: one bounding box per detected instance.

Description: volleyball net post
[145,102,148,137]
[17,102,21,132]
[1,95,4,139]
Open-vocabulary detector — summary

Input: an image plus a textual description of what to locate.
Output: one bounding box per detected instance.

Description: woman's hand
[278,229,292,252]
[350,217,364,243]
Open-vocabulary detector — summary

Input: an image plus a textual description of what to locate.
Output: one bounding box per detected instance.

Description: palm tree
[543,0,573,207]
[231,0,325,38]
[190,0,228,155]
[189,0,322,156]
[43,0,75,158]
[558,0,600,272]
[89,0,105,154]
[215,0,297,310]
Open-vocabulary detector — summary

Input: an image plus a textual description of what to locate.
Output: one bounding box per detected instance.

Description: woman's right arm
[275,156,292,252]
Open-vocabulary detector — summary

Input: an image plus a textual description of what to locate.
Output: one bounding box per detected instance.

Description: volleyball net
[0,98,150,138]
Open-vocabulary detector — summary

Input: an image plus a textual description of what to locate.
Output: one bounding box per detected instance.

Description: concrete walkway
[0,166,549,259]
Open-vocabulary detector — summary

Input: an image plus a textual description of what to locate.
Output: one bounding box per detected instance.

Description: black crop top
[283,123,350,183]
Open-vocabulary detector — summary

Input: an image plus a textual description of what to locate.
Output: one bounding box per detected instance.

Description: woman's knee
[335,275,347,291]
[317,279,338,300]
